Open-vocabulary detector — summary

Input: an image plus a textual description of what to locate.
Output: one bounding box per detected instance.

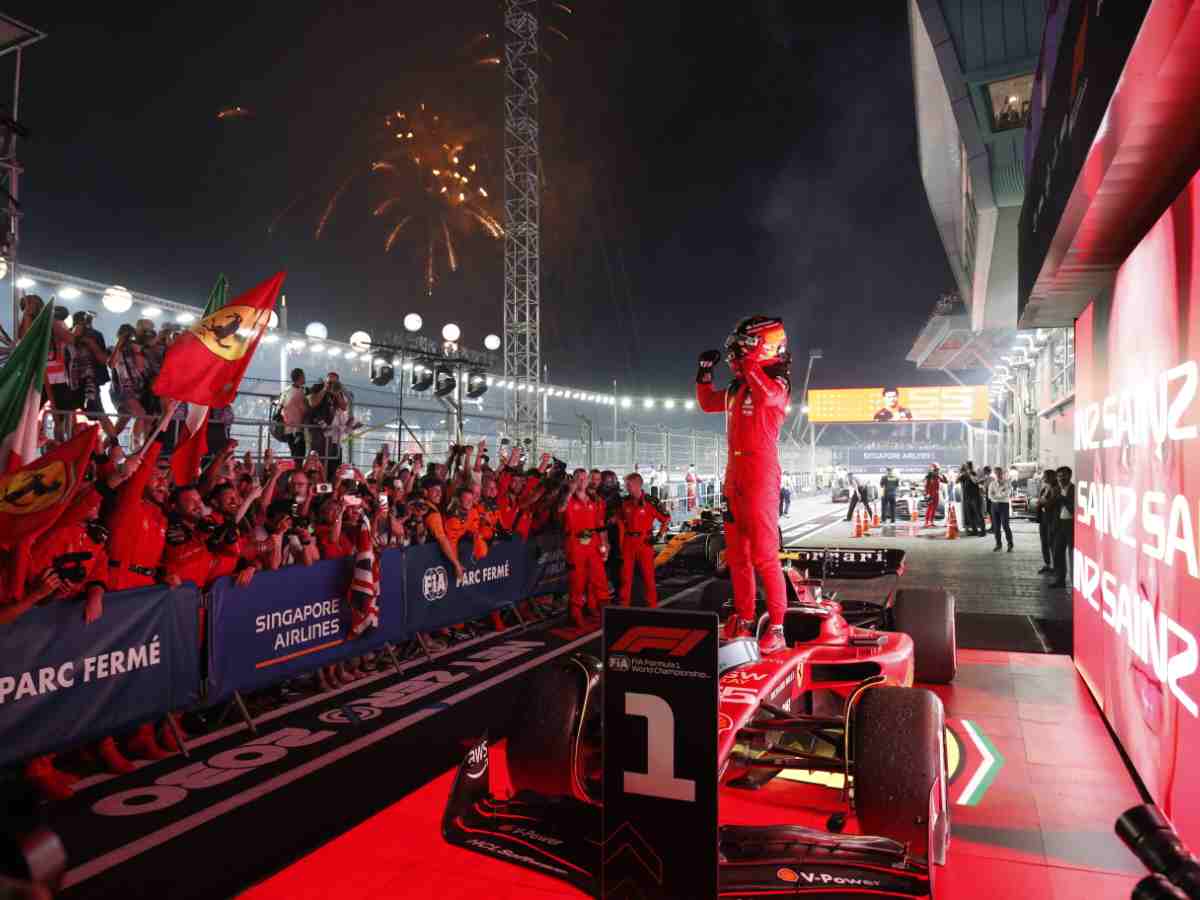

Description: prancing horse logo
[193,305,271,361]
[0,459,70,515]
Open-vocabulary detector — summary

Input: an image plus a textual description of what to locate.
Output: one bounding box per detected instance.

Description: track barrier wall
[0,533,568,768]
[0,584,203,766]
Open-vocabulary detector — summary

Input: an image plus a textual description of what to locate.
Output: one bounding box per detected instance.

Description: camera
[51,551,93,584]
[315,483,333,495]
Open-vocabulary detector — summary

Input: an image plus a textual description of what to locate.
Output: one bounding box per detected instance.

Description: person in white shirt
[280,368,309,460]
[988,467,1014,552]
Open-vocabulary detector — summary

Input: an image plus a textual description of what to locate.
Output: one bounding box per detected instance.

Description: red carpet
[243,651,1144,899]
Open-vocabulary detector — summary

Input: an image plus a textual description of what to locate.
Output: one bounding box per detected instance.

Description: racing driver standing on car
[696,316,791,653]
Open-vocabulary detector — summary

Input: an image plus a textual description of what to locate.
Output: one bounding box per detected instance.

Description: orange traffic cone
[872,510,881,528]
[861,507,871,537]
[945,503,959,540]
[852,508,863,538]
[911,502,918,523]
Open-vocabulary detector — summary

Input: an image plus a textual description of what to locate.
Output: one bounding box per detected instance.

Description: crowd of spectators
[3,361,694,800]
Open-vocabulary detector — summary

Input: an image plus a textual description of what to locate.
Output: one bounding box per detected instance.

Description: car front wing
[443,739,932,898]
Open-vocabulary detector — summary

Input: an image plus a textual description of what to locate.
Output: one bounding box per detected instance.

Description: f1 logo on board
[610,627,707,657]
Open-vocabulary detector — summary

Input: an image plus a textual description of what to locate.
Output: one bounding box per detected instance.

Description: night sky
[5,2,957,395]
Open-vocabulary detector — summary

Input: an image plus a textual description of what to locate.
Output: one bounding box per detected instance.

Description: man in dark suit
[1050,466,1075,588]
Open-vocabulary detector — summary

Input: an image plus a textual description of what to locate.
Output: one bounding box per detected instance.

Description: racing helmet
[724,316,788,365]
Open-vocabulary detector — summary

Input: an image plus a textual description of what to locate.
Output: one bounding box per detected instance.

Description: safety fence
[0,533,568,768]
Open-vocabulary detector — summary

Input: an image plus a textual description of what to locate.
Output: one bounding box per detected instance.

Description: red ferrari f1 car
[444,546,956,898]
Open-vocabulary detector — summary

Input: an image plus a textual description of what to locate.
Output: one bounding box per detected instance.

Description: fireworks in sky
[261,2,575,296]
[272,102,503,296]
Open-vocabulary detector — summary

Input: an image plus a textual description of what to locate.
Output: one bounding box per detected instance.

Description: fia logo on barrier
[422,566,449,602]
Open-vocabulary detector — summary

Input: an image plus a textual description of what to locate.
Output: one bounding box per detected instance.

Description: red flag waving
[170,411,208,486]
[0,425,100,551]
[153,272,285,407]
[0,425,99,602]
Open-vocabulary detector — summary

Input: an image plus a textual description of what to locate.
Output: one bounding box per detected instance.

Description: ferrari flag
[0,300,53,473]
[152,271,285,407]
[0,424,99,549]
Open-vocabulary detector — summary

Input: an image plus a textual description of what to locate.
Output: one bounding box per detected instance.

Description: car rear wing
[780,546,907,580]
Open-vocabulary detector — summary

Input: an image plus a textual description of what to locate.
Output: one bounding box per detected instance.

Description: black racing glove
[696,349,722,384]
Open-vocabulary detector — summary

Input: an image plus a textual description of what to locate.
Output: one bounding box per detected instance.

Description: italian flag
[0,300,52,474]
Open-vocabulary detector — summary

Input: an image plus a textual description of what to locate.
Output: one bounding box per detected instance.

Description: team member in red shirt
[616,473,671,607]
[559,468,611,628]
[696,316,791,653]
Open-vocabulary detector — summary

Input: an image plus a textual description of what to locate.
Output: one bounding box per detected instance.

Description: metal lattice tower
[503,0,542,447]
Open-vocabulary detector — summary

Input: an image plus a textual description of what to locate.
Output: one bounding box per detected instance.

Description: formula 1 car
[444,548,954,897]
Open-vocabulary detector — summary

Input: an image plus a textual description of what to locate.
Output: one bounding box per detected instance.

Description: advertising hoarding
[1073,172,1200,848]
[808,385,988,423]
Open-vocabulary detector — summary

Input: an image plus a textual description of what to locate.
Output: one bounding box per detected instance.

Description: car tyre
[705,532,728,578]
[507,660,589,800]
[892,588,957,684]
[852,686,946,861]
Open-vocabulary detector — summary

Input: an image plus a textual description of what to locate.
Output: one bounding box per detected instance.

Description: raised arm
[694,349,726,413]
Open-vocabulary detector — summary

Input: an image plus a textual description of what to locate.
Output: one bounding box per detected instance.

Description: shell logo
[776,867,799,883]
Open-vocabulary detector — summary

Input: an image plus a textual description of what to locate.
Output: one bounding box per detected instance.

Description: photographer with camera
[305,371,349,480]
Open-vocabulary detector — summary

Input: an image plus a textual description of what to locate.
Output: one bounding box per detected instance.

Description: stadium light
[466,369,488,399]
[801,404,810,414]
[411,363,434,392]
[327,347,342,357]
[434,364,457,397]
[664,399,676,410]
[643,398,655,409]
[102,286,132,313]
[310,344,326,354]
[16,276,35,289]
[262,334,280,344]
[141,306,162,318]
[350,330,372,351]
[404,313,423,333]
[684,400,695,410]
[484,333,501,351]
[370,355,394,386]
[442,323,461,342]
[305,321,328,340]
[176,312,195,324]
[268,310,279,329]
[621,397,632,408]
[58,286,81,300]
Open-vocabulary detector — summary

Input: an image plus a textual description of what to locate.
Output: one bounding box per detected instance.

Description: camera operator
[25,490,109,623]
[305,371,349,480]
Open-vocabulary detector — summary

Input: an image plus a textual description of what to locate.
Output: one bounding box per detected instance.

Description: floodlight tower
[503,0,542,449]
[0,15,46,332]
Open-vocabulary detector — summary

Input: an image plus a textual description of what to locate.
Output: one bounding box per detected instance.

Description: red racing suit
[562,493,611,613]
[616,495,671,607]
[696,361,788,626]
